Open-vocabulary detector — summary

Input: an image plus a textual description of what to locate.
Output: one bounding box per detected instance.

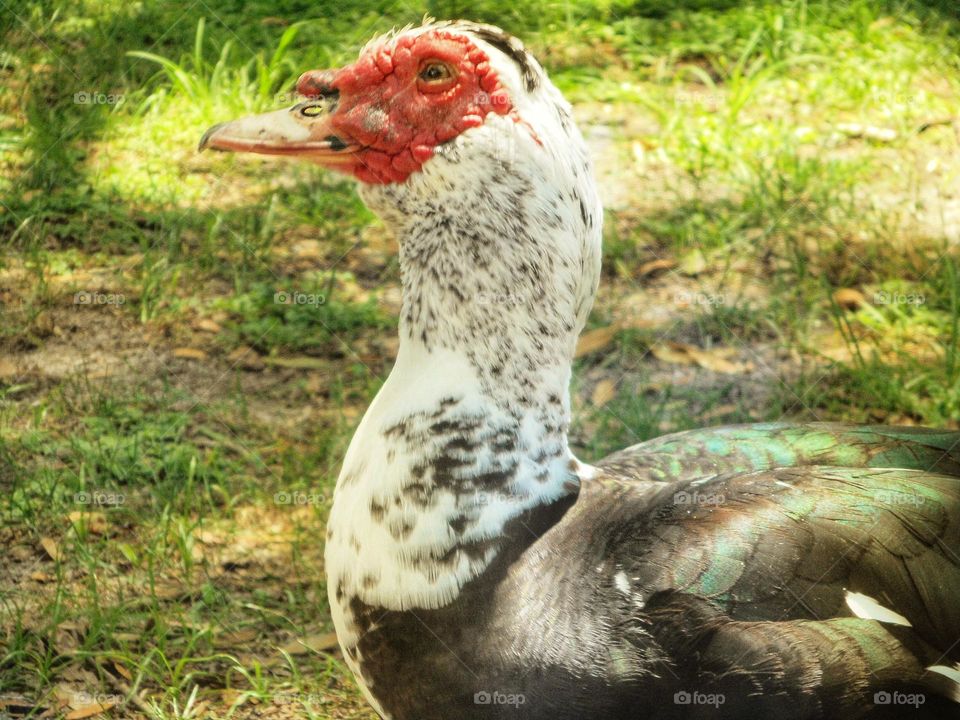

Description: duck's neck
[325,329,580,619]
[327,122,601,642]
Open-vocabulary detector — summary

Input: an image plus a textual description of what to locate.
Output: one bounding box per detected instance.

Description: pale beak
[198,102,357,165]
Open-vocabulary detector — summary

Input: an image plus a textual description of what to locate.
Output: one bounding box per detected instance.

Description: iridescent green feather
[600,423,960,483]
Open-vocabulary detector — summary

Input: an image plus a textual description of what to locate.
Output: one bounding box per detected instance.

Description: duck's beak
[198,101,357,166]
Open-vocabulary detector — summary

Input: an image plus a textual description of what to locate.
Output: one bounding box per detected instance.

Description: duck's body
[338,423,960,720]
[201,20,960,719]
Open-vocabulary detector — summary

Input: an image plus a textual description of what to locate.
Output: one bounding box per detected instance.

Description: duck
[200,20,960,720]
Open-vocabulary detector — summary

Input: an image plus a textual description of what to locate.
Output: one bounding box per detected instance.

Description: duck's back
[537,422,960,719]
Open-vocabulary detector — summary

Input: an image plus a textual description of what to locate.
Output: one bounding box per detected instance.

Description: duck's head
[201,21,601,362]
[200,21,560,181]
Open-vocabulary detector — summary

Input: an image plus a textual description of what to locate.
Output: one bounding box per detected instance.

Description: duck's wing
[641,588,960,719]
[598,422,960,484]
[571,447,960,718]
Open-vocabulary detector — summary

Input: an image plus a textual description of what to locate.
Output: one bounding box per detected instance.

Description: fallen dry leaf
[172,347,208,360]
[113,661,133,681]
[226,345,265,371]
[591,379,617,407]
[193,318,222,333]
[575,325,620,358]
[685,347,752,375]
[638,258,676,277]
[65,701,116,719]
[651,342,752,375]
[40,537,61,562]
[620,317,660,332]
[833,288,866,310]
[280,631,341,656]
[650,342,695,365]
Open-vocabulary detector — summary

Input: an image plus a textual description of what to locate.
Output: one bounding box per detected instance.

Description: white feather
[844,590,912,626]
[925,664,960,704]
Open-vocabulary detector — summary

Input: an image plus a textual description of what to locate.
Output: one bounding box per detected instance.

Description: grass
[1,0,959,717]
[216,279,394,355]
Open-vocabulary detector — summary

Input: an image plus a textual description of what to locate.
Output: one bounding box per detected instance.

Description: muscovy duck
[200,21,960,720]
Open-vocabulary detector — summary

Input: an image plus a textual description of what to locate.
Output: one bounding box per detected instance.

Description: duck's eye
[418,61,455,84]
[299,103,325,117]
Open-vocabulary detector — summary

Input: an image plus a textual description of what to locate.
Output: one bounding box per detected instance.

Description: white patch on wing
[614,571,631,595]
[928,664,960,682]
[844,590,912,626]
[925,664,960,703]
